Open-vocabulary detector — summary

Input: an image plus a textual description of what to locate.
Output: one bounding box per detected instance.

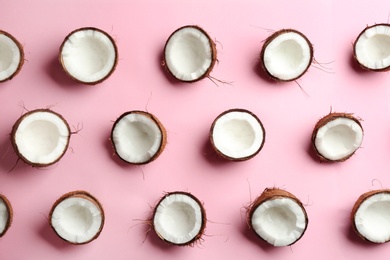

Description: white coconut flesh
[165,26,214,81]
[355,25,390,70]
[13,111,70,165]
[251,197,307,246]
[0,33,22,81]
[153,193,204,245]
[314,117,363,161]
[354,192,390,243]
[112,112,163,164]
[0,198,9,235]
[211,110,264,159]
[61,28,117,83]
[51,196,103,244]
[263,31,312,81]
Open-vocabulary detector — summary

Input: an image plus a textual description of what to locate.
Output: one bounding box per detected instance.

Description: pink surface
[2,0,390,259]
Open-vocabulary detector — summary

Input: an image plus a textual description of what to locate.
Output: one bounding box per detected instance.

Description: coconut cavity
[60,27,118,84]
[50,191,104,244]
[352,189,390,243]
[11,109,71,167]
[354,24,390,71]
[0,30,24,82]
[312,112,363,162]
[210,108,265,161]
[261,29,313,81]
[164,25,217,82]
[248,188,308,247]
[0,194,13,237]
[152,191,206,246]
[111,111,167,165]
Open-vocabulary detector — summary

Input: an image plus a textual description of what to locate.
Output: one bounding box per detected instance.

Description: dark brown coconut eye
[0,30,24,82]
[311,112,363,162]
[352,189,390,243]
[11,109,71,167]
[248,188,308,247]
[209,108,265,161]
[152,191,206,246]
[354,23,390,71]
[261,29,313,81]
[0,194,13,237]
[59,27,118,84]
[49,191,105,244]
[163,25,217,82]
[111,111,167,165]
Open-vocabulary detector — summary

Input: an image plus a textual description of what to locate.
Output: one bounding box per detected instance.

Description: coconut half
[354,24,390,71]
[152,191,206,246]
[49,190,104,244]
[312,112,363,162]
[11,109,71,167]
[0,30,24,82]
[248,188,308,247]
[352,189,390,243]
[0,194,13,237]
[60,27,118,84]
[111,111,167,165]
[163,25,217,82]
[261,29,313,81]
[210,108,265,161]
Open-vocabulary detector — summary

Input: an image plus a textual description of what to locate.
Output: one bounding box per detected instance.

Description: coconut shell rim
[10,108,72,167]
[0,30,25,83]
[311,112,363,162]
[351,189,390,243]
[209,108,266,161]
[59,26,119,85]
[247,187,309,246]
[49,190,105,245]
[353,23,390,72]
[260,28,314,82]
[110,110,167,165]
[0,194,13,237]
[151,191,207,246]
[163,25,217,83]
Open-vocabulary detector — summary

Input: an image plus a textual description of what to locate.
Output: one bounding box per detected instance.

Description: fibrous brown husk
[49,190,105,245]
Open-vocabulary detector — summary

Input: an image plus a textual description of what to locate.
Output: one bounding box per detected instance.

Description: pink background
[2,0,390,259]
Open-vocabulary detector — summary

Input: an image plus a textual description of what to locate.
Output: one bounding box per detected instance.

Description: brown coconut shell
[260,29,314,82]
[209,108,266,161]
[353,23,390,72]
[351,189,390,243]
[311,112,363,162]
[49,190,105,245]
[247,187,308,246]
[0,30,24,83]
[163,25,217,83]
[10,108,71,167]
[59,27,118,85]
[0,194,13,237]
[110,110,167,165]
[152,191,207,246]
